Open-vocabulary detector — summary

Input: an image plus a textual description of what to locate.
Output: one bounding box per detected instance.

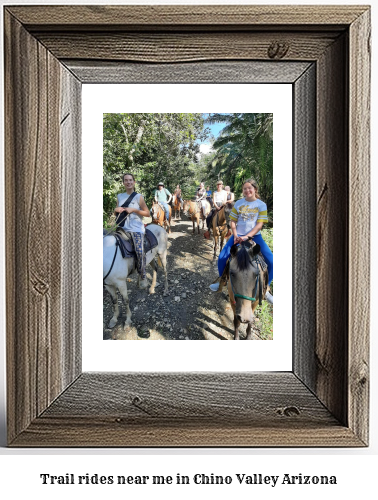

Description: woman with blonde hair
[209,178,273,304]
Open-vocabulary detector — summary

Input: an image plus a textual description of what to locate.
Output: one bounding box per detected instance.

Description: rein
[229,242,263,305]
[152,203,164,224]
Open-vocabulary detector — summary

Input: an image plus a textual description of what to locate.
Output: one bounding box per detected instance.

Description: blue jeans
[217,233,273,284]
[159,202,170,221]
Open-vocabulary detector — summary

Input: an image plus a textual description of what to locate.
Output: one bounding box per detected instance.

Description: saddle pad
[115,228,158,259]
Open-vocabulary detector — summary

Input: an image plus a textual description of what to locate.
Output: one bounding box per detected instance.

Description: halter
[152,203,164,221]
[229,245,263,304]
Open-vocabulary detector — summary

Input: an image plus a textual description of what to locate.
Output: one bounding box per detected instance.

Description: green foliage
[255,301,273,340]
[256,224,273,339]
[204,113,273,209]
[103,113,210,224]
[261,226,273,252]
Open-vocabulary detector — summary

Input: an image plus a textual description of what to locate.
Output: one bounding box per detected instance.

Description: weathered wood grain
[316,34,349,426]
[33,32,339,63]
[11,373,363,447]
[4,5,370,447]
[348,9,371,445]
[293,64,317,390]
[64,60,311,84]
[60,67,82,388]
[4,11,81,444]
[12,419,364,448]
[7,5,367,30]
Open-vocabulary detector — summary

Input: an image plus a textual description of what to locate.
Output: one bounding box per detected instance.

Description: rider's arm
[222,191,228,206]
[124,196,150,217]
[241,222,263,241]
[231,220,238,239]
[114,195,124,214]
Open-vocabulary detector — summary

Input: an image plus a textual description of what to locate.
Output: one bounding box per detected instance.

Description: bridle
[229,243,263,305]
[152,203,164,222]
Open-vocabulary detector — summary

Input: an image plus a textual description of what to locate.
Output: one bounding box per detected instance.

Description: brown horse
[151,201,172,233]
[183,200,210,234]
[172,194,182,220]
[209,206,231,257]
[227,241,269,340]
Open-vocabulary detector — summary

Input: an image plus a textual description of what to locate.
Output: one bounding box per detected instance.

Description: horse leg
[105,284,119,329]
[234,315,241,340]
[245,322,253,340]
[197,215,200,234]
[149,259,158,294]
[157,250,169,296]
[117,281,132,327]
[192,217,195,234]
[213,234,218,258]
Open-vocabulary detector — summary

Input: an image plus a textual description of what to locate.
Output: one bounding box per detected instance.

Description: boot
[265,291,273,304]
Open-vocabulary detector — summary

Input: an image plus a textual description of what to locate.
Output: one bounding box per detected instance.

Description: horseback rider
[206,185,215,207]
[174,184,183,208]
[206,180,228,229]
[114,173,150,289]
[154,182,172,221]
[225,185,235,205]
[196,182,208,217]
[209,178,273,304]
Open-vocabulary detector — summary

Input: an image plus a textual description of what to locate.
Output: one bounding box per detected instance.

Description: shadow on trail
[103,219,238,340]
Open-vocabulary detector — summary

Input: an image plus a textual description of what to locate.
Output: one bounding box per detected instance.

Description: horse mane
[233,243,251,271]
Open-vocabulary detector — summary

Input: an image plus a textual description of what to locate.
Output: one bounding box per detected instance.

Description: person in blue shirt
[209,178,273,304]
[206,185,214,207]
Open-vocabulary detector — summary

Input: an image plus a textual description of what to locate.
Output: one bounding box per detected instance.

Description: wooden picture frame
[4,5,370,447]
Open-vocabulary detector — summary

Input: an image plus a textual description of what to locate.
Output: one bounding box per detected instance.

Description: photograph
[3,1,371,454]
[102,113,273,340]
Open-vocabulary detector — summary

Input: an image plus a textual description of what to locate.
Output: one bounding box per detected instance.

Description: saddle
[113,227,158,259]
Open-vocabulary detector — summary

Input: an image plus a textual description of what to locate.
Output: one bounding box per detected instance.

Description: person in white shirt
[206,180,228,229]
[114,173,150,288]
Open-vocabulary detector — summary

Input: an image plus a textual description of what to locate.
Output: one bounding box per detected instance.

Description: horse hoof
[108,318,117,328]
[139,279,148,290]
[149,288,155,295]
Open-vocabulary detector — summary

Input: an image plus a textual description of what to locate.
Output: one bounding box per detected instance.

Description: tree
[205,113,273,208]
[103,113,210,225]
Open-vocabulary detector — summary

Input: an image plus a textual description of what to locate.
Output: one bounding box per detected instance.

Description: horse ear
[230,244,238,257]
[250,243,260,256]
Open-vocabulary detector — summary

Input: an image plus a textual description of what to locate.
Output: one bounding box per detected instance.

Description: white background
[83,83,292,371]
[0,0,377,498]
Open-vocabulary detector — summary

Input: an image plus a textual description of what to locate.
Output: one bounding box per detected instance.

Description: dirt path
[103,217,264,340]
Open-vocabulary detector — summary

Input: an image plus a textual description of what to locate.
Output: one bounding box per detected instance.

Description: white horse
[103,224,169,328]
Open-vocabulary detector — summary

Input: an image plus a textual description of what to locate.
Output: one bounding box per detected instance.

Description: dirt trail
[103,217,263,340]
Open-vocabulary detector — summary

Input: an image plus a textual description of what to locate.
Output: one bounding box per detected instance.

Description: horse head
[182,200,190,216]
[224,202,235,225]
[229,241,261,324]
[151,202,161,222]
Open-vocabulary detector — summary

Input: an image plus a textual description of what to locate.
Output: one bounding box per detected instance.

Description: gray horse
[227,242,268,340]
[103,224,168,328]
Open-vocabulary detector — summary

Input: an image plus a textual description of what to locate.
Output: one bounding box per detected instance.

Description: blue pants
[160,202,170,221]
[218,233,273,284]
